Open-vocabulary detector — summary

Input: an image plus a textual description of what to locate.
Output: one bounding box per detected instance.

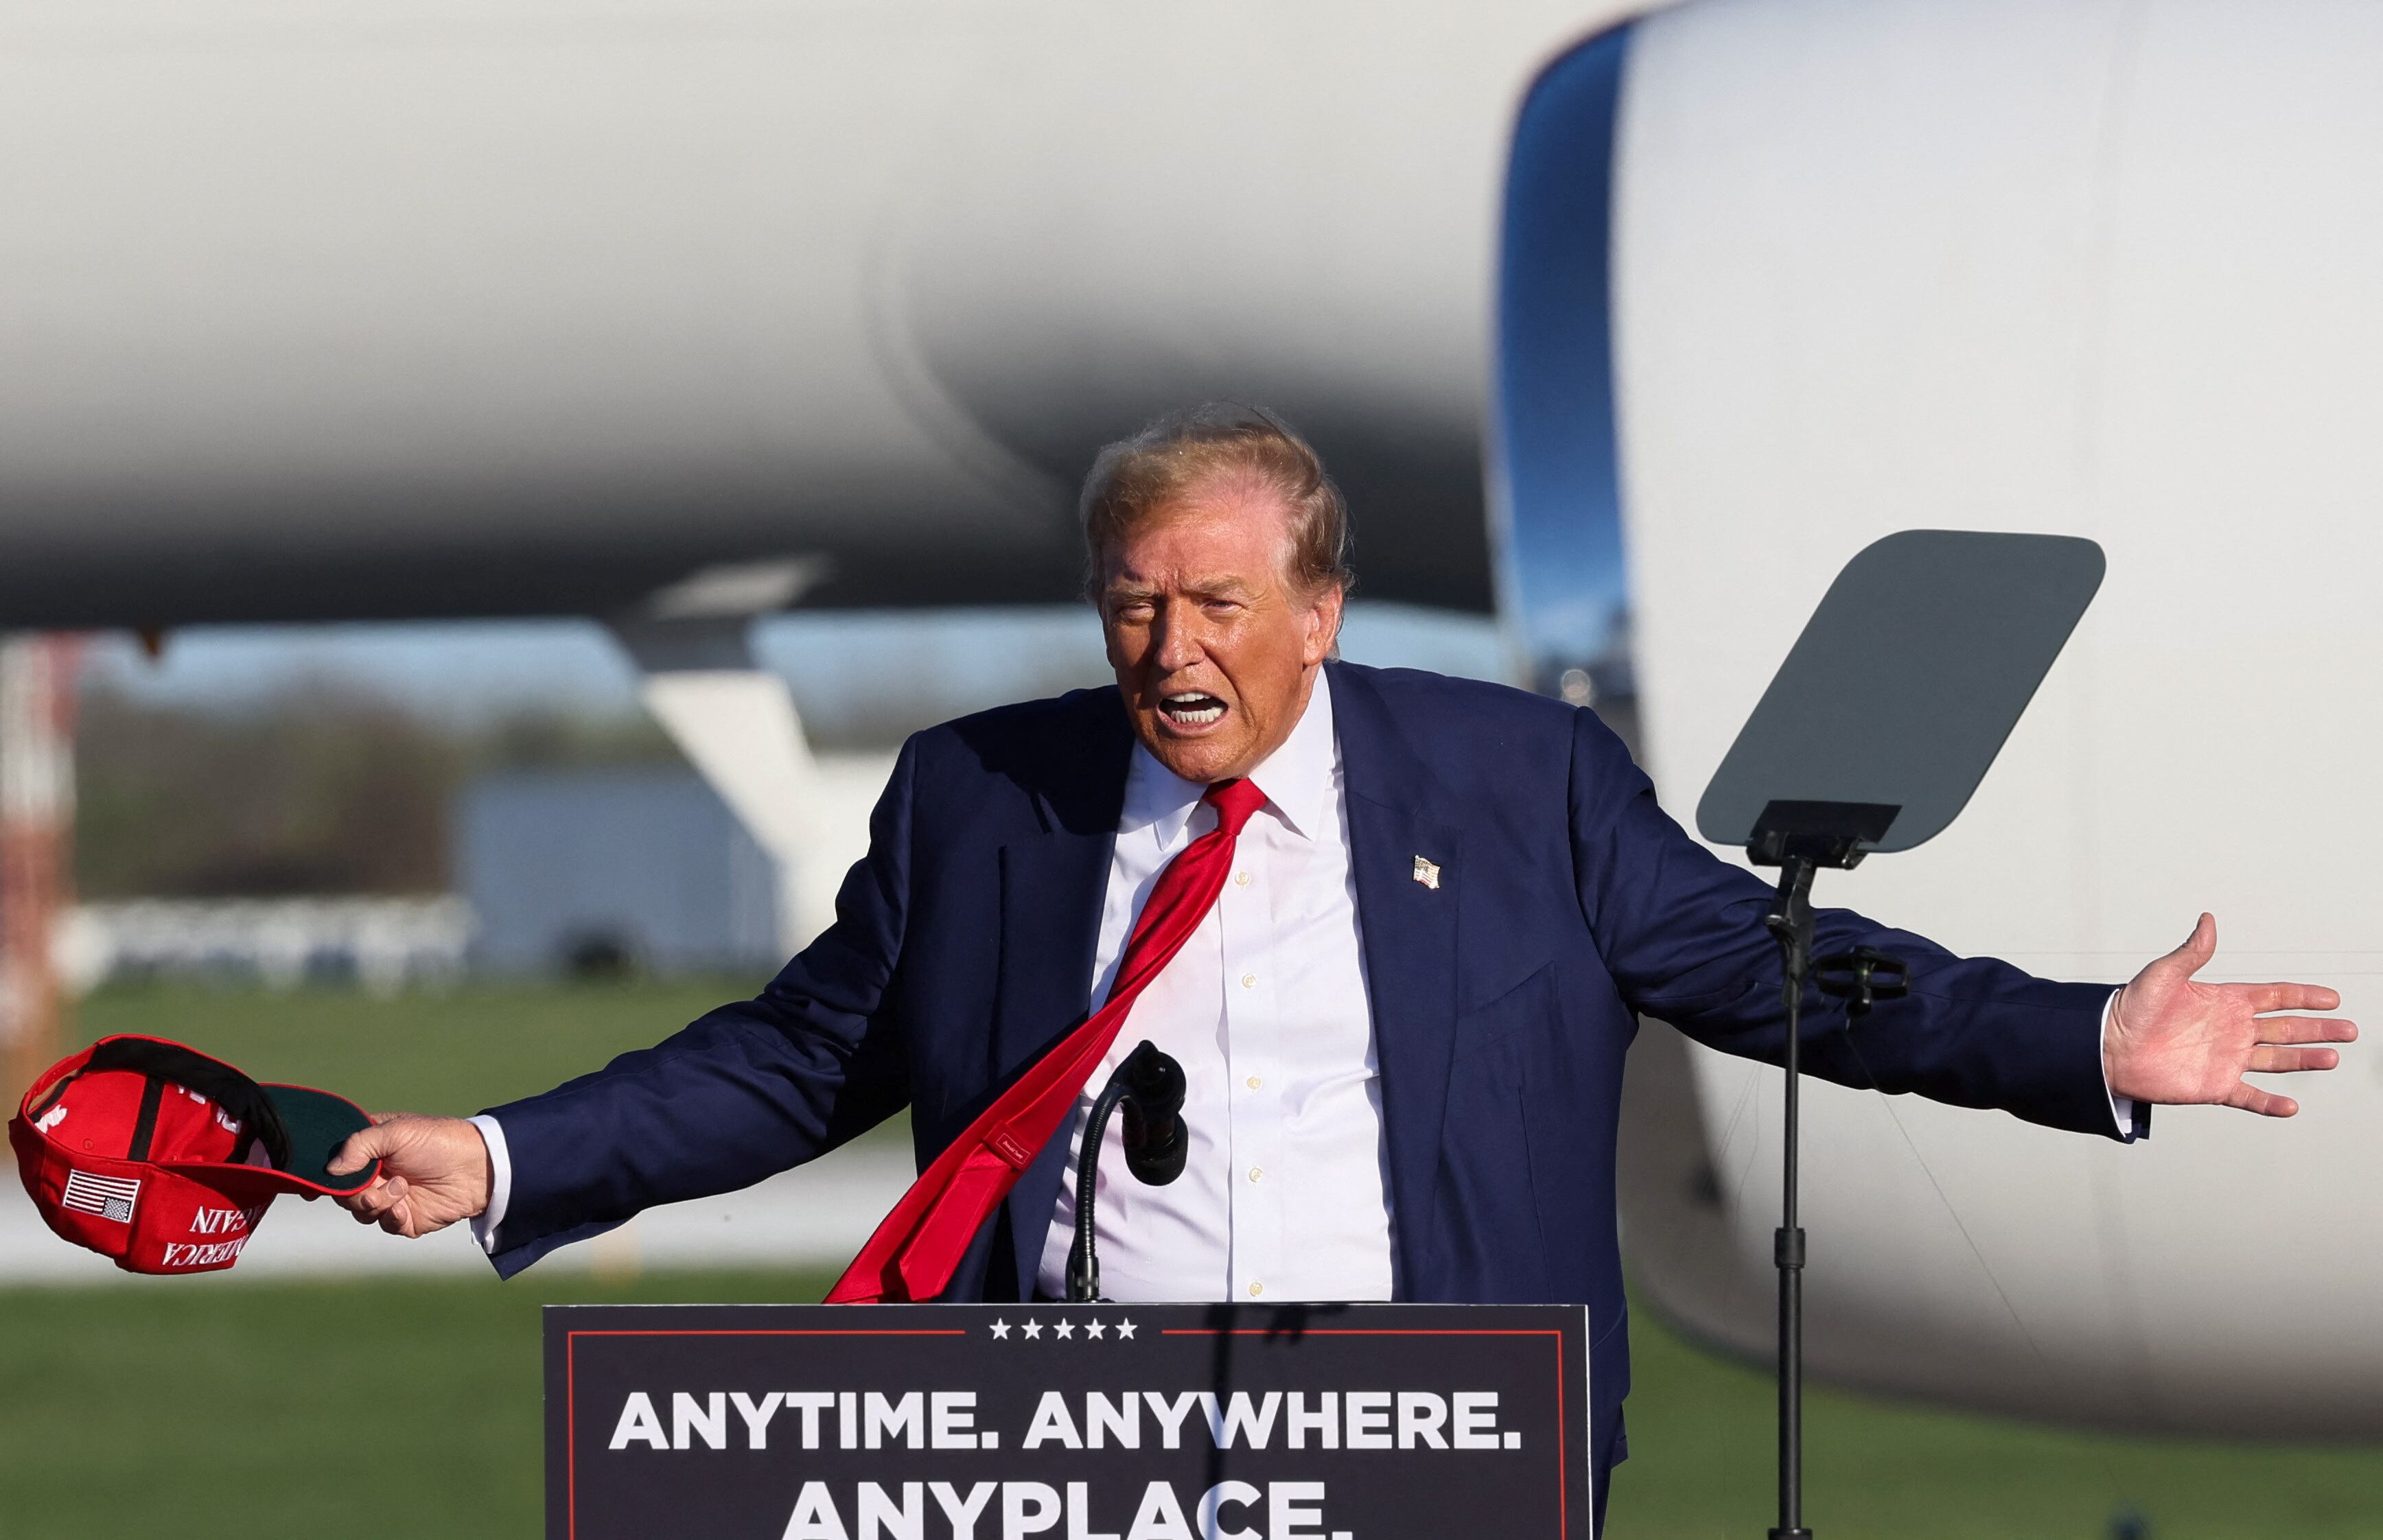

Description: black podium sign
[546,1302,1592,1540]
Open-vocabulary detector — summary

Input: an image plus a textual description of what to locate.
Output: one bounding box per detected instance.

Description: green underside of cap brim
[259,1084,377,1193]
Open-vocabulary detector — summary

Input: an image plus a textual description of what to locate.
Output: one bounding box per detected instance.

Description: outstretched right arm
[331,736,922,1275]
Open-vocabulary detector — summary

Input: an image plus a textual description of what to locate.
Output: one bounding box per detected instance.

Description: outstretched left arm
[1566,705,2354,1134]
[2105,913,2356,1118]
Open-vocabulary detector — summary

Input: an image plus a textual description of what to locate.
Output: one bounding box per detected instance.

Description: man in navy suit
[333,405,2351,1530]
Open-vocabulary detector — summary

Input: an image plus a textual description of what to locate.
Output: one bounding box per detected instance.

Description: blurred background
[8,0,2383,1535]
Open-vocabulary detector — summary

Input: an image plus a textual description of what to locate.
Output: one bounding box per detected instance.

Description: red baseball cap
[9,1034,380,1275]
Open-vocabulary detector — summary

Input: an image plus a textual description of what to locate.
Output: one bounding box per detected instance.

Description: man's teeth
[1161,693,1226,725]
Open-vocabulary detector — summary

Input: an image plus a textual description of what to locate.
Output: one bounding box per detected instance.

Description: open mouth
[1159,691,1227,728]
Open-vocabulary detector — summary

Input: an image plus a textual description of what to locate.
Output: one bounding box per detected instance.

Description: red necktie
[826,776,1269,1303]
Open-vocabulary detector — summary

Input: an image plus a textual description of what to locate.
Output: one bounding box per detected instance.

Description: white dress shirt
[1033,668,1396,1303]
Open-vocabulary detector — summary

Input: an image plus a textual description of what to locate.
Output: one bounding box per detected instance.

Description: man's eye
[1115,601,1155,621]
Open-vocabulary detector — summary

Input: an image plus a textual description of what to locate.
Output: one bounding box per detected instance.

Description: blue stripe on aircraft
[1494,22,1634,689]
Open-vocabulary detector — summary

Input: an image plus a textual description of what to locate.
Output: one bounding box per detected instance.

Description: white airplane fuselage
[0,0,1638,624]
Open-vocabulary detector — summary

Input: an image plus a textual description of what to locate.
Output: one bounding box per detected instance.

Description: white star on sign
[1021,1319,1043,1340]
[1086,1320,1106,1340]
[1115,1319,1137,1340]
[1054,1319,1076,1339]
[988,1319,1011,1340]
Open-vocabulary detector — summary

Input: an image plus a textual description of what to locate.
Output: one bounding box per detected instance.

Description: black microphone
[1118,1040,1187,1186]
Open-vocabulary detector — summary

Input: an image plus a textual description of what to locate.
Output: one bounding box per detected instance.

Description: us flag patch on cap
[61,1169,141,1224]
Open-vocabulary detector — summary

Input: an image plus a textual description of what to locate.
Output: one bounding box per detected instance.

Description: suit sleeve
[1565,709,2127,1140]
[478,736,922,1276]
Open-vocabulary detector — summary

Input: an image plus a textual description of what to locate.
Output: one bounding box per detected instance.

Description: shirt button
[1248,1281,1265,1298]
[1245,1075,1262,1090]
[1234,871,1251,887]
[1240,974,1256,990]
[1247,1166,1264,1183]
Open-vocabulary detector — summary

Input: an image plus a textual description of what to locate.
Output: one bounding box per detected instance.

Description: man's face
[1098,479,1343,786]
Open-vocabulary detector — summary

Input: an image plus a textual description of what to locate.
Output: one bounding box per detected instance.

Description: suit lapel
[1330,663,1463,1296]
[990,689,1132,1297]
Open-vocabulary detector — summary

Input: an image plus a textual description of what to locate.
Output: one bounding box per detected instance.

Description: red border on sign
[565,1329,967,1540]
[1158,1328,1572,1535]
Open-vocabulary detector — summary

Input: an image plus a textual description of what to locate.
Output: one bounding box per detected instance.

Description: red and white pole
[0,633,80,1103]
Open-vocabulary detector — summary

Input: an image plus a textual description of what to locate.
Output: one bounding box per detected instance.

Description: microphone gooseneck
[1065,1040,1190,1303]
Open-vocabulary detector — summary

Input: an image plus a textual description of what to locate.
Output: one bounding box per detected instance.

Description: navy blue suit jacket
[485,662,2122,1506]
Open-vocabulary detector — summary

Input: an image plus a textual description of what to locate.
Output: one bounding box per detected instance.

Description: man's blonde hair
[1078,404,1355,599]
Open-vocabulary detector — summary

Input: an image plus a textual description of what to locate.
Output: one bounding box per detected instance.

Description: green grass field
[3,983,2376,1537]
[63,975,914,1144]
[72,976,778,1121]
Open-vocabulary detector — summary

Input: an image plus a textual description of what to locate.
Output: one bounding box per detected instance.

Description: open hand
[327,1112,493,1238]
[2105,914,2357,1117]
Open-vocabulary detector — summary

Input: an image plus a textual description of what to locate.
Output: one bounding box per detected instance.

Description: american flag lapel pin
[1412,854,1441,890]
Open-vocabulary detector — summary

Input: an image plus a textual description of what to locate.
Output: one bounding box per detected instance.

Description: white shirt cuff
[467,1114,512,1255]
[2098,990,2146,1141]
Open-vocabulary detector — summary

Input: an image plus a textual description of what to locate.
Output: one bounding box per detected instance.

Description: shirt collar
[1118,668,1340,845]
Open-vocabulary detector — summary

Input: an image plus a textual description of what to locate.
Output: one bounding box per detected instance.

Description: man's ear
[1305,584,1347,665]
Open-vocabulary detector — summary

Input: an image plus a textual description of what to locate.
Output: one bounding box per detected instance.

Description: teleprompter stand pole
[1747,800,1903,1540]
[1763,852,1816,1540]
